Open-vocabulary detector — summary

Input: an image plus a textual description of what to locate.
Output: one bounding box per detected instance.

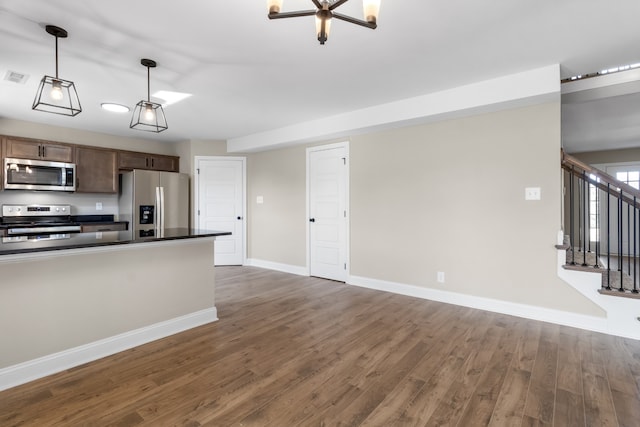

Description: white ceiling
[562,69,640,153]
[1,0,640,151]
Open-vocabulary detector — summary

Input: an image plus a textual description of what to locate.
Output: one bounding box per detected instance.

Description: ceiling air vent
[3,70,29,84]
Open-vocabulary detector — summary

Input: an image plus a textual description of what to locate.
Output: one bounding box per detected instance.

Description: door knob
[237,216,242,220]
[309,218,315,222]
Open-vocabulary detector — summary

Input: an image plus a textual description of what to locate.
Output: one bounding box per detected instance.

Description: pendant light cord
[147,66,151,102]
[54,35,59,79]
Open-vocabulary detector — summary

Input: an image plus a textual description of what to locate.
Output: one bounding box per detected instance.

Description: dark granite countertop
[73,215,127,228]
[0,228,231,256]
[71,214,117,223]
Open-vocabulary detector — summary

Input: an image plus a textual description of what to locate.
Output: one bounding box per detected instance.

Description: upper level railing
[561,150,640,296]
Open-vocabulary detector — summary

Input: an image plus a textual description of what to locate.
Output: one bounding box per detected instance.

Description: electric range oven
[1,204,81,242]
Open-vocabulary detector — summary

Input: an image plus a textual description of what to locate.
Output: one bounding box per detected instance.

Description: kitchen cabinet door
[118,151,150,170]
[119,151,179,172]
[3,137,74,163]
[75,146,118,193]
[41,142,74,162]
[150,155,179,172]
[3,138,41,159]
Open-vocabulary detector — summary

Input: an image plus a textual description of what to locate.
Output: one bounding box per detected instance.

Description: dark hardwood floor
[1,266,639,426]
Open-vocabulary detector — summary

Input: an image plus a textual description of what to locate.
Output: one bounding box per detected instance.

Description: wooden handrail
[561,150,640,208]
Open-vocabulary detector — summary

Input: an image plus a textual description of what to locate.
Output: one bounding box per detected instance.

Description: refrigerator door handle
[155,186,161,234]
[160,186,165,231]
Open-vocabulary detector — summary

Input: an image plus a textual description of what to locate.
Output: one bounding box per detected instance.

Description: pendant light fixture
[268,0,381,45]
[130,58,168,133]
[32,25,82,116]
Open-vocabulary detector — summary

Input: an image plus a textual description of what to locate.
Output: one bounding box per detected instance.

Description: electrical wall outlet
[96,202,103,211]
[437,271,445,283]
[525,187,541,200]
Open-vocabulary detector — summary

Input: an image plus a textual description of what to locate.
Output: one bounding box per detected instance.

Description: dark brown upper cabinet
[75,146,118,193]
[3,137,74,163]
[118,151,179,172]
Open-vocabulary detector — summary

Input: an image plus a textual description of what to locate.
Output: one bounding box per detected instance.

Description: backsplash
[0,191,119,216]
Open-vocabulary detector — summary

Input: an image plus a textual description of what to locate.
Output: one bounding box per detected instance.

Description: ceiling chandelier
[268,0,381,45]
[32,25,82,116]
[130,59,168,133]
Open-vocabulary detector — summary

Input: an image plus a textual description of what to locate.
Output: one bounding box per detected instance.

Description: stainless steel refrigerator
[118,170,189,238]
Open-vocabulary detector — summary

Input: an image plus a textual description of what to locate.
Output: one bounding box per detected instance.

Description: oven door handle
[7,225,82,235]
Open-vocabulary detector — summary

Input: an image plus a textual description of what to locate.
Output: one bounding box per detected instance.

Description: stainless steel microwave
[4,158,76,191]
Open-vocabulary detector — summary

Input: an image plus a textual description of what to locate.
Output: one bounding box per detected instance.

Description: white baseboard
[348,275,608,335]
[0,307,218,392]
[245,258,308,276]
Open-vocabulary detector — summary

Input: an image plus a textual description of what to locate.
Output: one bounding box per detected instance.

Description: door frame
[306,141,350,279]
[194,155,247,265]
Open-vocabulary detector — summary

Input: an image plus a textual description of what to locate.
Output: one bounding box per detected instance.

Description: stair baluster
[570,166,576,265]
[594,186,600,268]
[582,171,588,266]
[606,183,612,290]
[618,193,624,292]
[635,196,638,293]
[561,150,640,297]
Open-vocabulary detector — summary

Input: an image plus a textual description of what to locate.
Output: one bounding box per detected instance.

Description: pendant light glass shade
[363,0,381,24]
[32,25,82,116]
[268,0,283,14]
[315,10,332,45]
[130,59,168,133]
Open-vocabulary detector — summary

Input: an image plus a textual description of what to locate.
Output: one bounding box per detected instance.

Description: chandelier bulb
[50,80,64,101]
[144,103,156,121]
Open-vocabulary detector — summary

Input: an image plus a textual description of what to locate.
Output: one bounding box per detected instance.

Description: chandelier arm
[310,0,323,9]
[329,0,350,10]
[332,12,377,29]
[268,9,317,19]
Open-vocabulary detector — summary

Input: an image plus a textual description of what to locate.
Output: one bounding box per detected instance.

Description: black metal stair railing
[562,151,640,296]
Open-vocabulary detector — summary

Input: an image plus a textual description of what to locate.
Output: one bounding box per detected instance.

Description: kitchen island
[0,229,230,391]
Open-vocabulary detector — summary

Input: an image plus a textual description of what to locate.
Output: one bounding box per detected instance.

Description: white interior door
[308,143,348,281]
[196,157,245,265]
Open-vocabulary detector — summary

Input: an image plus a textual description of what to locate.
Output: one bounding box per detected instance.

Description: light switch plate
[256,196,264,204]
[96,202,103,211]
[525,187,541,200]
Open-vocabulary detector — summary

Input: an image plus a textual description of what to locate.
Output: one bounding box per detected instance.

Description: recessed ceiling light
[152,90,192,106]
[101,103,130,113]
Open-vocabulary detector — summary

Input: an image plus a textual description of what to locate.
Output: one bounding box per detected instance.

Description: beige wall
[177,139,229,175]
[572,147,640,165]
[246,102,604,317]
[247,145,307,266]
